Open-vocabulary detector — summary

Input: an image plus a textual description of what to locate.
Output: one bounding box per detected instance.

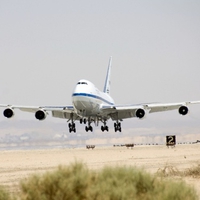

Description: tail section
[103,56,112,94]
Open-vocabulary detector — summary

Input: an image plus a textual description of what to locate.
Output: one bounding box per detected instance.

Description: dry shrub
[18,162,197,200]
[157,165,181,177]
[20,162,91,200]
[90,166,155,200]
[184,164,200,178]
[157,164,200,178]
[0,186,12,200]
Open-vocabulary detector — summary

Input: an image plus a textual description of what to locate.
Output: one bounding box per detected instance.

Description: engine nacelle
[135,108,145,119]
[179,106,189,116]
[3,108,14,118]
[35,109,47,120]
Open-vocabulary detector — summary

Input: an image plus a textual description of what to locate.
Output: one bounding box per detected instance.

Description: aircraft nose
[73,83,82,93]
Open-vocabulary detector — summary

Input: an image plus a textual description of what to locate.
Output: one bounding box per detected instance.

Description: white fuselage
[72,79,114,117]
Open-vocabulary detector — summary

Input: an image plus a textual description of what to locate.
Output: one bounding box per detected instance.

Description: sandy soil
[0,144,200,198]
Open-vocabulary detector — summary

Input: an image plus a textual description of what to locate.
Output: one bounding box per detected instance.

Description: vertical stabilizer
[103,56,112,94]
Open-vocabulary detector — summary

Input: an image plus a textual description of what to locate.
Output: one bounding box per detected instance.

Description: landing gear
[101,120,109,132]
[114,122,121,132]
[68,113,76,133]
[85,120,93,132]
[85,126,93,132]
[69,122,76,133]
[101,125,109,132]
[80,118,87,124]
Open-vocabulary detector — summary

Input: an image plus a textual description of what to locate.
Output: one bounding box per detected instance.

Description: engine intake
[179,106,188,115]
[3,108,14,118]
[35,109,47,120]
[135,108,145,119]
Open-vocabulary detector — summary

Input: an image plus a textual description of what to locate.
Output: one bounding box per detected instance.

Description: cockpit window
[77,82,88,85]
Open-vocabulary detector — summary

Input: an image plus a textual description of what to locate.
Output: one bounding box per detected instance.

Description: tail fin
[103,56,112,94]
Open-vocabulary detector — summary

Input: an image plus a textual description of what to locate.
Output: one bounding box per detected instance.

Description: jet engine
[35,109,47,120]
[135,108,145,119]
[178,106,189,116]
[3,108,14,118]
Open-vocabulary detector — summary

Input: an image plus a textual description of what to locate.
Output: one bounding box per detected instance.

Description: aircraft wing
[101,101,200,121]
[0,104,80,120]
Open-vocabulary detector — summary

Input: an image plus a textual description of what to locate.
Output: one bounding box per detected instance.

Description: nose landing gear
[80,118,87,124]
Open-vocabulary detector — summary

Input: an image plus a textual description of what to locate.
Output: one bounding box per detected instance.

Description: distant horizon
[0,118,200,149]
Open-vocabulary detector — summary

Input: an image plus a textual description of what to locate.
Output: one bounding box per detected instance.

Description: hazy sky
[0,1,200,138]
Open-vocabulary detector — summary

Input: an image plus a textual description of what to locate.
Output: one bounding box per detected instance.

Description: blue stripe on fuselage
[72,93,114,105]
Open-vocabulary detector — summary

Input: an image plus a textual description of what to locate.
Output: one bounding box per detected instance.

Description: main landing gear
[85,125,93,132]
[85,123,93,132]
[85,119,93,132]
[101,125,109,132]
[101,120,109,132]
[69,122,76,133]
[114,122,121,132]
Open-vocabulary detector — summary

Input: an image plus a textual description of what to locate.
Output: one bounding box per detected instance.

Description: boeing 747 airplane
[1,57,200,133]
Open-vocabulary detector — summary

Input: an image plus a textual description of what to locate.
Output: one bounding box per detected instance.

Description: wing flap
[146,103,181,113]
[52,110,79,119]
[101,105,142,120]
[110,109,136,120]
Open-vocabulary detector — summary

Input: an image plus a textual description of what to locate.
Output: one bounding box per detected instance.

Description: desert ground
[0,144,200,197]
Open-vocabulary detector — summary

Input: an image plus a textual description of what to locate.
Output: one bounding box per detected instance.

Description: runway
[0,144,200,197]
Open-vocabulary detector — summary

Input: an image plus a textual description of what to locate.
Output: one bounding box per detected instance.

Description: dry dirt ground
[0,144,200,197]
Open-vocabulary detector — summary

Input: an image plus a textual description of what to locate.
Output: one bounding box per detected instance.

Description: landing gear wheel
[68,122,76,133]
[101,121,109,132]
[114,122,122,132]
[85,126,93,132]
[83,119,87,124]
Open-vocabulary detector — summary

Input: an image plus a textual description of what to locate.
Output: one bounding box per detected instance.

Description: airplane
[0,57,200,133]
